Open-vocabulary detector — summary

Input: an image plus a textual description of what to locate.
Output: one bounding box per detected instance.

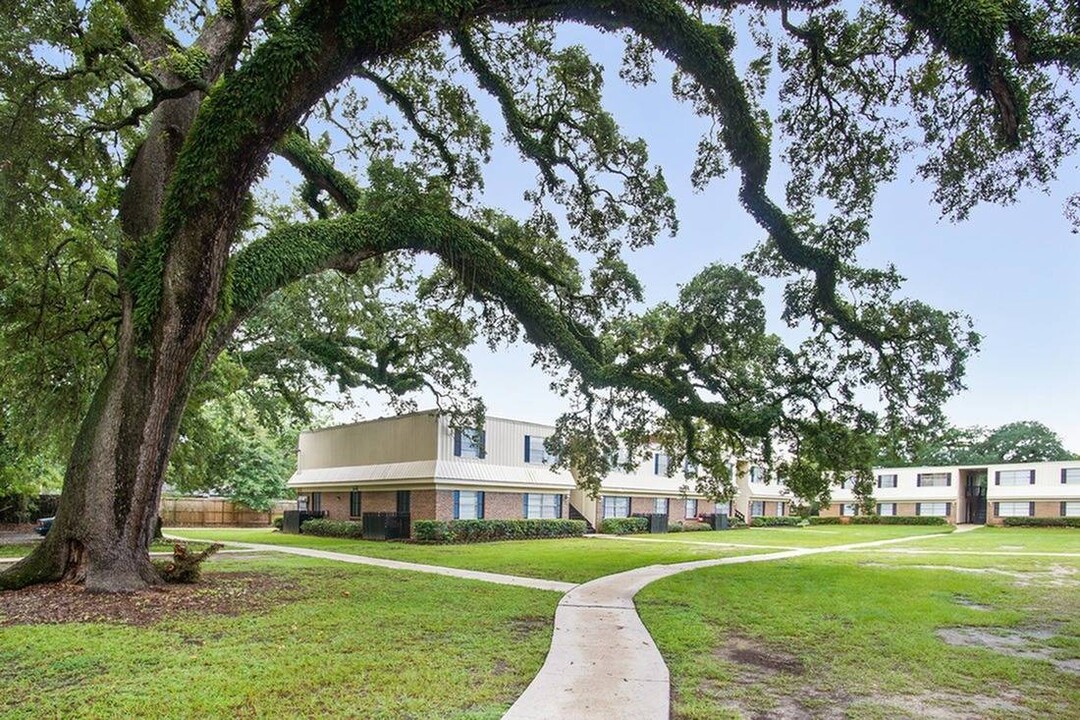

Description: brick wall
[987,500,1067,525]
[483,491,526,520]
[362,491,398,513]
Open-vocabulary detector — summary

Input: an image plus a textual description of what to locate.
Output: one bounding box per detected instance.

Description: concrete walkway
[503,528,972,720]
[166,536,576,593]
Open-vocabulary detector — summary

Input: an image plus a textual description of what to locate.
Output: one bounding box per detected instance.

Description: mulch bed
[0,572,299,627]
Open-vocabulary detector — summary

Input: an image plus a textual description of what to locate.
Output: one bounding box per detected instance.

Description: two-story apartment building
[287,411,717,531]
[288,412,1080,529]
[824,461,1080,524]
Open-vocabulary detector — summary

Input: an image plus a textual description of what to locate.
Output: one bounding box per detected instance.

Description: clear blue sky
[326,25,1080,451]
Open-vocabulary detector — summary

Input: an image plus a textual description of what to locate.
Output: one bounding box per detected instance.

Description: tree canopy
[881,420,1077,467]
[1,1,1078,589]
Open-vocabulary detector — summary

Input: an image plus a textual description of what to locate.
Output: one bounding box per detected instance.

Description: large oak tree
[1,1,1077,591]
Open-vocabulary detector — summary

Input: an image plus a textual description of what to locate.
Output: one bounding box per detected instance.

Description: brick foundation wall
[314,491,351,521]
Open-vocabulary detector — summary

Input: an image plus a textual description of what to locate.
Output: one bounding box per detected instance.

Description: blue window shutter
[557,495,563,519]
[523,494,529,518]
[993,502,999,517]
[1029,501,1035,517]
[654,453,659,475]
[994,471,1000,485]
[453,430,462,457]
[478,491,485,519]
[947,474,952,487]
[916,503,921,516]
[452,490,460,519]
[479,430,487,459]
[1062,501,1068,517]
[524,435,531,463]
[946,502,952,518]
[1029,470,1036,485]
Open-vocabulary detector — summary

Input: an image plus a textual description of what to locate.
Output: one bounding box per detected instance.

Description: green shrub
[679,520,712,532]
[413,518,587,544]
[750,516,802,527]
[300,518,364,538]
[808,516,844,525]
[600,517,649,535]
[272,517,284,531]
[1002,517,1080,528]
[850,515,949,526]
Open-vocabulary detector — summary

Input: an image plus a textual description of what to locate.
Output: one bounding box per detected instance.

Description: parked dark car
[34,517,54,536]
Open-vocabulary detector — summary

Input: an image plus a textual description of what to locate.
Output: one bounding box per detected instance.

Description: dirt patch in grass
[951,594,992,611]
[715,636,806,676]
[937,625,1080,674]
[509,615,550,640]
[853,692,1027,719]
[0,571,299,627]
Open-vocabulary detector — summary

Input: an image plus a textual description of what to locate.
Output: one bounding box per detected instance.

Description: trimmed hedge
[807,516,844,525]
[300,518,364,538]
[750,516,802,527]
[1002,517,1080,528]
[600,517,649,535]
[665,520,717,533]
[413,518,587,544]
[851,515,949,526]
[600,518,648,535]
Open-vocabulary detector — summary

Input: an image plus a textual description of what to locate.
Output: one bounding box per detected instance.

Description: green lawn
[171,528,774,583]
[639,545,1080,719]
[900,526,1080,553]
[1,554,558,719]
[613,523,953,549]
[0,539,210,560]
[0,543,39,558]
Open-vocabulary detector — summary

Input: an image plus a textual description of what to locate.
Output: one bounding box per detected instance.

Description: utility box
[362,512,412,540]
[632,512,669,534]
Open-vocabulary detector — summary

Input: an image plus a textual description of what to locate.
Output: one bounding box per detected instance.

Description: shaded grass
[0,555,559,719]
[171,528,773,583]
[0,540,210,560]
[639,551,1080,719]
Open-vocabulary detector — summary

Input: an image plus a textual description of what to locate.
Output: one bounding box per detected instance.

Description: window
[310,492,322,513]
[877,474,898,489]
[685,498,699,518]
[840,503,858,516]
[454,428,486,459]
[995,501,1032,518]
[396,490,410,514]
[349,491,361,518]
[776,502,786,517]
[877,502,896,517]
[682,459,698,476]
[917,472,951,488]
[995,469,1034,486]
[750,500,765,517]
[297,495,309,511]
[840,475,857,490]
[454,490,484,519]
[654,498,669,515]
[1063,468,1080,484]
[654,453,670,476]
[750,466,765,484]
[603,496,630,518]
[917,502,950,517]
[524,435,555,464]
[525,493,562,519]
[1064,502,1080,517]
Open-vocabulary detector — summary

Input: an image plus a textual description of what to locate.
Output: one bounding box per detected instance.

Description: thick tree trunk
[0,307,203,592]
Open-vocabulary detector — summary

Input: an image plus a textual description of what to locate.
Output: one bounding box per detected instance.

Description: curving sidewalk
[503,528,977,720]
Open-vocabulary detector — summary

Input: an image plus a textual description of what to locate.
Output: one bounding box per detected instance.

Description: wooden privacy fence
[159,497,294,527]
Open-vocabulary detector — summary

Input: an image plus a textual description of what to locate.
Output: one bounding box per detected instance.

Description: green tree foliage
[884,420,1076,466]
[2,1,1080,590]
